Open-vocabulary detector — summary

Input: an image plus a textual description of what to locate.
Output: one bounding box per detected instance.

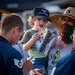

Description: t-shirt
[53,50,75,75]
[21,29,47,58]
[48,37,73,75]
[0,36,23,75]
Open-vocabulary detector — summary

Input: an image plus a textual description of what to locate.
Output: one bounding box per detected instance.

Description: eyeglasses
[70,33,75,41]
[62,17,75,22]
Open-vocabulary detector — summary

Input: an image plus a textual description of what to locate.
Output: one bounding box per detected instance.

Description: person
[51,28,75,75]
[12,41,29,59]
[0,13,32,75]
[21,7,53,75]
[12,31,29,59]
[47,7,75,75]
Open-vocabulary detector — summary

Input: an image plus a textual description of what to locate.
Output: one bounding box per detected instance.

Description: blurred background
[0,0,75,34]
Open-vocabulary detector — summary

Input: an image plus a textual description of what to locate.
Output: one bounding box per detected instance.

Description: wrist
[31,38,35,43]
[23,70,28,75]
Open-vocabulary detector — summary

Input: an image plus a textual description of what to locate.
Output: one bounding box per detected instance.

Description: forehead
[62,16,72,19]
[36,18,48,20]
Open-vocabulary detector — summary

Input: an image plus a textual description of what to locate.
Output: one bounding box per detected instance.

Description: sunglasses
[70,33,75,41]
[70,35,73,41]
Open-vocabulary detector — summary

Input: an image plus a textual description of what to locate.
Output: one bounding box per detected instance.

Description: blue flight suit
[0,36,24,75]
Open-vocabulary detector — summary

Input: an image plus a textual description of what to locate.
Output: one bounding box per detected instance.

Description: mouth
[39,25,43,28]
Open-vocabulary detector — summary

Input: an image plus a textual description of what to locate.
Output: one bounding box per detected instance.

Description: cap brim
[49,14,63,31]
[63,14,75,20]
[34,16,50,21]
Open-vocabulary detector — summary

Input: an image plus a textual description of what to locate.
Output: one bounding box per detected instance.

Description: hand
[23,57,33,74]
[30,68,44,75]
[31,33,40,42]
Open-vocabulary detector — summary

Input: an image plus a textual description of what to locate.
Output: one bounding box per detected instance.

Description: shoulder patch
[14,59,23,68]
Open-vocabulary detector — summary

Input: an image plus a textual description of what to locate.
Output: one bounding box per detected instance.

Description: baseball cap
[31,7,50,21]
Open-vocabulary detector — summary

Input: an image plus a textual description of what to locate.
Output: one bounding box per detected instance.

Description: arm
[60,62,75,75]
[23,33,40,51]
[54,61,75,75]
[23,37,35,51]
[9,51,24,75]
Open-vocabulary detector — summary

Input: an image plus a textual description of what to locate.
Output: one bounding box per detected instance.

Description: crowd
[0,6,75,75]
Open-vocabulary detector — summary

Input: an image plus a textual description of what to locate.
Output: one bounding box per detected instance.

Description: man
[0,13,32,75]
[51,27,75,75]
[49,7,75,75]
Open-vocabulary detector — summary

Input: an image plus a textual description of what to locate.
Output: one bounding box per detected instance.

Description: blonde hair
[27,16,35,27]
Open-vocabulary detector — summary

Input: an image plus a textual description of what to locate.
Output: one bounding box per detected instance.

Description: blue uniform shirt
[53,50,75,75]
[0,36,24,75]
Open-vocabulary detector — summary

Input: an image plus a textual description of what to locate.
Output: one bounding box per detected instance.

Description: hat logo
[66,10,71,13]
[38,9,48,17]
[42,9,46,13]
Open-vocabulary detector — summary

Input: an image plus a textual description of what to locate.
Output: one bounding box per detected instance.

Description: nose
[60,33,64,37]
[40,20,44,24]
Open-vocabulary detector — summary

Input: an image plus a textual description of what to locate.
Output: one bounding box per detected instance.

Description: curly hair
[27,16,35,27]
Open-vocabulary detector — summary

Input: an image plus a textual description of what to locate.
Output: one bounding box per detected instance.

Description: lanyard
[53,49,60,62]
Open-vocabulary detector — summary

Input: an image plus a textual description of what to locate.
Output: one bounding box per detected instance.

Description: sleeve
[21,31,30,43]
[54,61,75,75]
[7,51,24,75]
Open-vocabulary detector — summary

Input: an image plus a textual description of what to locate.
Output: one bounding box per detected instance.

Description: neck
[0,31,12,44]
[59,39,72,49]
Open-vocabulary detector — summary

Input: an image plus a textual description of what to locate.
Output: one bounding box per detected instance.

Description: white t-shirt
[12,41,28,59]
[48,37,73,75]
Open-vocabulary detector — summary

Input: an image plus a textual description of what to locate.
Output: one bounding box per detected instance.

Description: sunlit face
[62,17,75,26]
[34,18,48,30]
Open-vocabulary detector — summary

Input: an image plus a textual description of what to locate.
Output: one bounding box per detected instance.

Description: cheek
[68,22,75,26]
[43,22,47,26]
[34,21,39,27]
[73,40,75,48]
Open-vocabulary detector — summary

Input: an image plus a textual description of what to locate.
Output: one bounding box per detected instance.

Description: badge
[14,59,23,68]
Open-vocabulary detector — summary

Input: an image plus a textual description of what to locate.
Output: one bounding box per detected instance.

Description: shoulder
[57,52,75,65]
[25,29,34,33]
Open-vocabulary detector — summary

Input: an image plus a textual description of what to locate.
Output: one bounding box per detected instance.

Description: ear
[13,26,19,34]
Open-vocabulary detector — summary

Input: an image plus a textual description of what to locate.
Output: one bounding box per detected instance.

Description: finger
[30,70,36,75]
[27,56,34,61]
[36,71,43,75]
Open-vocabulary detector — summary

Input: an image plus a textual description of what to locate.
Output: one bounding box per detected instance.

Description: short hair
[1,13,24,33]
